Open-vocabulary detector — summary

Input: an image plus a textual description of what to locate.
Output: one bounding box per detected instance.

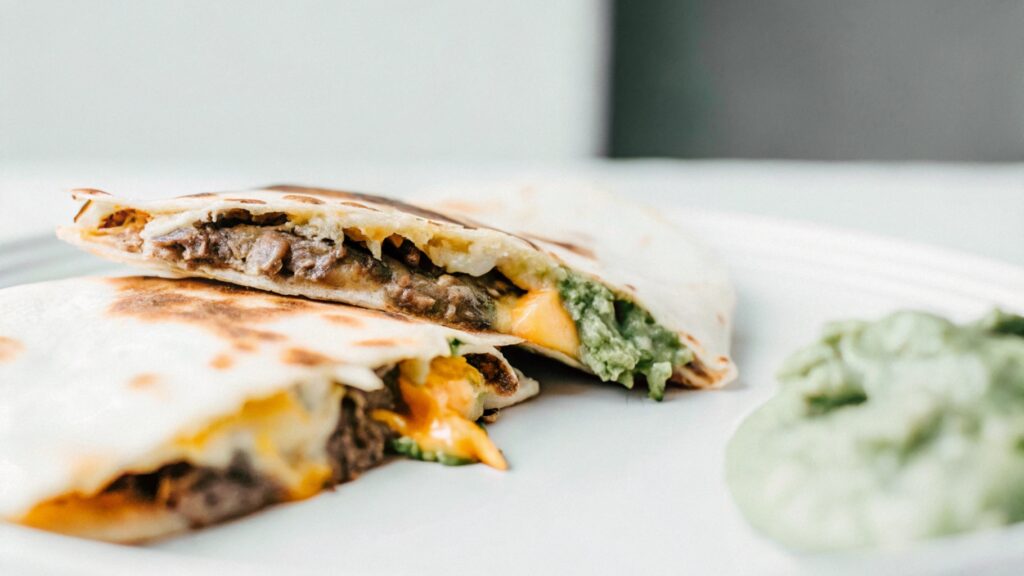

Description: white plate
[2,210,1023,576]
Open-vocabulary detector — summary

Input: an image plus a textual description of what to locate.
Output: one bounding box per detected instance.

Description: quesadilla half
[0,276,536,542]
[59,183,736,399]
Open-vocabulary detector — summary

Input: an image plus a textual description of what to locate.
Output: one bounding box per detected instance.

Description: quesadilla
[59,183,736,399]
[0,276,536,542]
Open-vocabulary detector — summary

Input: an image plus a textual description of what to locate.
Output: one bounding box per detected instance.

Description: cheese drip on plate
[373,356,508,470]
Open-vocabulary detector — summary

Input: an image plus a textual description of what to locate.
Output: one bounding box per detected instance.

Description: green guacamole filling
[558,271,692,400]
[390,436,474,466]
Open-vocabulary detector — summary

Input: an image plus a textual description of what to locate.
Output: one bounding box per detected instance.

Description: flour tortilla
[416,182,737,389]
[0,276,534,542]
[59,183,736,389]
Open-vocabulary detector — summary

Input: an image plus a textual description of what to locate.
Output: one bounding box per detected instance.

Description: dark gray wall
[610,1,1024,161]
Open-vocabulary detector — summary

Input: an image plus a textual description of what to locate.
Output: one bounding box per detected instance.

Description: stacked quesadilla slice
[60,183,736,399]
[0,276,535,542]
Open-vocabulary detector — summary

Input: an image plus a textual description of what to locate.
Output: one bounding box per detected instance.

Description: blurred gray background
[0,0,607,164]
[611,1,1024,161]
[2,1,1024,162]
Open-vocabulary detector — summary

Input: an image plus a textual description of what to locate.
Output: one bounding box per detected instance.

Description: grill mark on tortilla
[129,373,160,390]
[105,277,314,350]
[120,276,316,314]
[340,201,379,211]
[431,199,488,214]
[522,233,596,260]
[264,185,475,228]
[281,348,333,366]
[324,314,362,327]
[225,198,266,205]
[0,336,24,362]
[354,338,408,347]
[178,192,216,198]
[71,188,110,197]
[281,194,324,205]
[210,354,234,370]
[73,200,93,223]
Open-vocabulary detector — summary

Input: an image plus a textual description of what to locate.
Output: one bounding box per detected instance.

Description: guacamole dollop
[558,272,692,400]
[727,310,1024,551]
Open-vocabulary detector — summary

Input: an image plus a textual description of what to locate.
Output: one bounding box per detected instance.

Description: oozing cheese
[19,352,516,538]
[499,289,580,357]
[372,357,508,470]
[174,387,342,500]
[19,383,344,537]
[20,490,189,543]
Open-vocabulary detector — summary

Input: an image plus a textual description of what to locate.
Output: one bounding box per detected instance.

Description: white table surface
[1,159,1021,265]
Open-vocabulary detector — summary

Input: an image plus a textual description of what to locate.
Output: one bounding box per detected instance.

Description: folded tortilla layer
[0,276,536,542]
[60,183,736,398]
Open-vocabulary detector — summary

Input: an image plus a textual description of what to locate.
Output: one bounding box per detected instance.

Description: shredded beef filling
[148,213,519,329]
[98,386,394,529]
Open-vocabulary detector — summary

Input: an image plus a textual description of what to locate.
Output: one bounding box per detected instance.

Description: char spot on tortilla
[431,199,486,214]
[0,336,24,362]
[716,313,726,326]
[717,355,729,364]
[324,314,362,327]
[106,277,311,350]
[183,280,311,309]
[281,348,334,366]
[178,192,216,198]
[264,185,475,228]
[354,338,402,347]
[522,233,597,260]
[225,198,266,205]
[71,188,110,197]
[340,201,379,212]
[682,333,699,346]
[129,373,160,390]
[210,354,234,370]
[281,194,325,205]
[624,283,637,292]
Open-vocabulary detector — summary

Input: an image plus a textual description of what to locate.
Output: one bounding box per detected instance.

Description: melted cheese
[18,354,517,538]
[20,490,188,543]
[20,384,342,537]
[373,357,508,470]
[499,289,580,357]
[174,388,341,500]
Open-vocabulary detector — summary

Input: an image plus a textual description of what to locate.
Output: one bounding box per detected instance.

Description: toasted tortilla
[0,276,535,542]
[415,182,737,389]
[58,183,736,393]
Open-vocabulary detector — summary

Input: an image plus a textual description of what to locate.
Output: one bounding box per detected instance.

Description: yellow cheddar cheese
[503,289,580,357]
[372,357,507,470]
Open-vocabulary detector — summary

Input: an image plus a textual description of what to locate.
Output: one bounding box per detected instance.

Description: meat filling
[149,215,520,329]
[96,386,394,530]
